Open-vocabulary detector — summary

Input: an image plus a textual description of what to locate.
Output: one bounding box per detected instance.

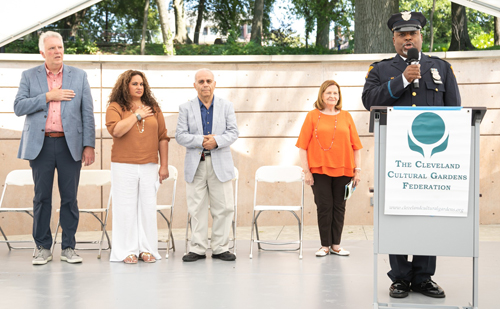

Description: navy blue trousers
[29,136,81,250]
[388,255,436,285]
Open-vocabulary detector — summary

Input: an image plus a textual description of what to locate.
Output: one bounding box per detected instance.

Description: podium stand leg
[473,256,478,309]
[374,253,379,308]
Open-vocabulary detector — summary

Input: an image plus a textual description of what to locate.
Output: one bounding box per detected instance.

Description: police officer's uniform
[362,53,461,109]
[361,12,461,299]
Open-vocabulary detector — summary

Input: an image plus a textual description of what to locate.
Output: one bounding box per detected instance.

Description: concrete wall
[1,52,499,236]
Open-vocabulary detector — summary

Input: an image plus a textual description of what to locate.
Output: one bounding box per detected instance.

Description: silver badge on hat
[402,12,411,21]
[431,68,443,84]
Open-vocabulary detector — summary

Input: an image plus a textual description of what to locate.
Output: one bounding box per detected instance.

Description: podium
[369,106,486,309]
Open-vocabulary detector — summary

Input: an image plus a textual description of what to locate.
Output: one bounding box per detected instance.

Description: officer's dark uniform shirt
[362,52,461,109]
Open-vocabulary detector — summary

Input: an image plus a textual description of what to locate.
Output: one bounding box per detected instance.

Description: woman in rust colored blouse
[296,80,362,257]
[106,70,169,264]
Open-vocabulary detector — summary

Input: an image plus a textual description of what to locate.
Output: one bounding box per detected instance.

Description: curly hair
[314,80,343,111]
[108,70,159,113]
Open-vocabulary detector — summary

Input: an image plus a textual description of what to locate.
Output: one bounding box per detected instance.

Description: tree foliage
[4,0,499,55]
[205,0,250,35]
[291,0,353,48]
[399,0,493,52]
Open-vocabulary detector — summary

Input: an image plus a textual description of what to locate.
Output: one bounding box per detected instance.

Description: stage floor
[1,228,499,309]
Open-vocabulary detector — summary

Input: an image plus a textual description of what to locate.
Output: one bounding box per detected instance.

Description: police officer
[362,12,461,299]
[363,11,460,109]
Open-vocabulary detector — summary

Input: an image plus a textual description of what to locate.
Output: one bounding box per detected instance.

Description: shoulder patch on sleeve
[366,66,374,78]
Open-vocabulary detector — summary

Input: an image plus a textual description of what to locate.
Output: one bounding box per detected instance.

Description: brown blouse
[106,102,169,164]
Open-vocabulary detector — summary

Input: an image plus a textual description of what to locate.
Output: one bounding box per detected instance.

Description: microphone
[407,47,419,89]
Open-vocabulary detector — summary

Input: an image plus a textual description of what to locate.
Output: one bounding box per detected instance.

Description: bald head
[194,69,216,105]
[194,68,214,82]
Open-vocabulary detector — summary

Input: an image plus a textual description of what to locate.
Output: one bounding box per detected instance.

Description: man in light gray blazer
[176,68,239,262]
[14,31,95,265]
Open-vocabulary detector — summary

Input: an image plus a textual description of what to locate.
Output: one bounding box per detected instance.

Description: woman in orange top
[106,70,169,264]
[296,80,362,257]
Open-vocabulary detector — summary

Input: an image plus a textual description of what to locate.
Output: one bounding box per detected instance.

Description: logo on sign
[408,112,449,158]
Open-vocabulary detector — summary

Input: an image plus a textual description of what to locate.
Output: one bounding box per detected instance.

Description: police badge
[431,68,443,84]
[402,12,411,21]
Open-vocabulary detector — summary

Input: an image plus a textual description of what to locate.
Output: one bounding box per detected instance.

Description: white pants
[187,156,234,255]
[110,162,161,261]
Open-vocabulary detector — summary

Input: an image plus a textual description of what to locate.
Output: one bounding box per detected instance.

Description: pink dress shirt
[45,64,64,133]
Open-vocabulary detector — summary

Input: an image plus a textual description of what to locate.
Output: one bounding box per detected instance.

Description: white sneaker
[60,248,83,263]
[32,246,53,265]
[315,247,329,257]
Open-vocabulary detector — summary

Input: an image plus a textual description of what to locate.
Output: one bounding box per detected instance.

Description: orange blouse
[106,102,169,164]
[296,109,362,177]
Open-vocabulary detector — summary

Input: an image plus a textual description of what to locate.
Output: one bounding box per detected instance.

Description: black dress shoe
[411,279,445,298]
[389,280,410,298]
[212,251,236,261]
[182,252,206,262]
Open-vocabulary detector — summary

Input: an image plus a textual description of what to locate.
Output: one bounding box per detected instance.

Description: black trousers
[29,136,81,250]
[388,255,436,285]
[311,174,351,246]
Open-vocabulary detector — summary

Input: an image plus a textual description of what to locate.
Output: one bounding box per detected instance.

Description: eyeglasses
[197,79,213,85]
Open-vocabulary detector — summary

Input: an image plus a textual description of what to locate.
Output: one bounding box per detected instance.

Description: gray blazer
[176,96,239,183]
[14,64,95,161]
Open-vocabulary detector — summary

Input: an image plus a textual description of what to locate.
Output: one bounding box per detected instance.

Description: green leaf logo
[407,112,448,158]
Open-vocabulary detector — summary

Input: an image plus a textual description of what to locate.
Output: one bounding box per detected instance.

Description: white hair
[39,31,64,52]
[194,68,214,82]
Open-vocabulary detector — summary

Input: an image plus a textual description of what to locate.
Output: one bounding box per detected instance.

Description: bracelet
[135,113,142,121]
[354,168,361,171]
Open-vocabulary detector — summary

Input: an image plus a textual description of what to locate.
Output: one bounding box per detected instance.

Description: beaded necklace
[314,111,338,151]
[136,119,145,133]
[131,104,145,133]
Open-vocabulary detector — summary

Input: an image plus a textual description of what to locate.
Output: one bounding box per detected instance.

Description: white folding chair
[249,166,305,259]
[0,170,35,251]
[185,167,239,255]
[157,165,178,259]
[52,170,112,259]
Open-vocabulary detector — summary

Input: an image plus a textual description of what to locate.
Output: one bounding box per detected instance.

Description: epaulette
[366,57,394,78]
[426,54,455,74]
[370,57,393,66]
[379,57,394,62]
[425,53,450,64]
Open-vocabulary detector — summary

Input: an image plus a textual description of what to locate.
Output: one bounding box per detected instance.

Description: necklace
[131,104,145,133]
[314,112,337,151]
[136,119,145,133]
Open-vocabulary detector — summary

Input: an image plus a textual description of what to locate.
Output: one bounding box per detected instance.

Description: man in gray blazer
[176,68,239,262]
[14,31,95,265]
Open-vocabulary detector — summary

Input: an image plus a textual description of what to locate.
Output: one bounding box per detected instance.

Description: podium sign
[385,107,471,217]
[370,106,486,309]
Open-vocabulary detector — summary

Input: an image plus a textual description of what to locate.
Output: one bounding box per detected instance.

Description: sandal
[124,254,138,264]
[139,252,156,263]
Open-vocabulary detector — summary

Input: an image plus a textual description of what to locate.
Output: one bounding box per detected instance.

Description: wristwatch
[135,113,142,121]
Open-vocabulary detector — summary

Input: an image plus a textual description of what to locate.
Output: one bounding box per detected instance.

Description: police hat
[387,12,427,32]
